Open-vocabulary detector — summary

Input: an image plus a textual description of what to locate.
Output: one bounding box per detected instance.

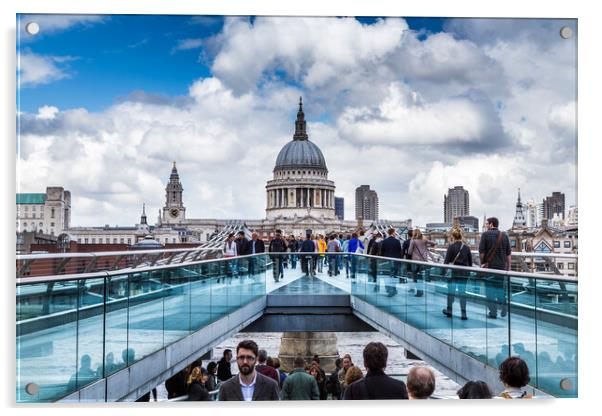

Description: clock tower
[162,161,186,224]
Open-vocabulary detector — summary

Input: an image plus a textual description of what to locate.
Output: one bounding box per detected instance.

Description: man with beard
[218,340,280,401]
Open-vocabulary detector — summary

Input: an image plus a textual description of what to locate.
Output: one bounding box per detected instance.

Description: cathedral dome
[274,97,327,172]
[275,139,327,171]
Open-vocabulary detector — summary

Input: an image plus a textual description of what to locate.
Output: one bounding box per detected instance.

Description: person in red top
[255,349,280,385]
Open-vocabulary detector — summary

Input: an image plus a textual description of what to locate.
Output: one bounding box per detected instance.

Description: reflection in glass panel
[535,278,578,397]
[508,276,537,390]
[190,264,212,331]
[16,280,79,402]
[127,271,164,364]
[104,274,128,376]
[75,278,105,389]
[163,267,191,345]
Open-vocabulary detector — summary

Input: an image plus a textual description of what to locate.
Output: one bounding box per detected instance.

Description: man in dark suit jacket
[379,228,402,296]
[248,232,265,276]
[219,340,280,401]
[344,342,408,400]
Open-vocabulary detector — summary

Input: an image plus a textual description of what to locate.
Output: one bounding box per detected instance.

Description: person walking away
[337,234,345,272]
[478,217,512,319]
[165,367,188,399]
[217,349,233,382]
[367,232,379,283]
[344,366,364,388]
[255,349,280,385]
[281,356,320,400]
[379,228,403,296]
[327,234,341,276]
[317,235,327,273]
[407,229,436,297]
[269,230,287,282]
[272,357,287,388]
[347,233,364,279]
[327,358,342,399]
[342,235,351,277]
[401,229,414,281]
[442,227,473,320]
[248,232,265,277]
[343,342,408,400]
[218,340,280,401]
[406,366,436,399]
[498,356,533,399]
[456,380,493,399]
[300,234,316,277]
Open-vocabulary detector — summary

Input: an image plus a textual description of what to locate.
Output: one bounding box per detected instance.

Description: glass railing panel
[104,274,129,377]
[482,274,510,368]
[74,277,106,390]
[16,279,79,402]
[210,260,230,321]
[405,261,428,331]
[424,264,452,346]
[127,270,164,364]
[190,263,212,331]
[163,267,191,345]
[535,277,578,398]
[508,275,537,388]
[452,271,489,363]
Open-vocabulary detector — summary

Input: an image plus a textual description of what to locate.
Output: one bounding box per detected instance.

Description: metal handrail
[16,252,577,285]
[432,247,578,259]
[16,247,217,261]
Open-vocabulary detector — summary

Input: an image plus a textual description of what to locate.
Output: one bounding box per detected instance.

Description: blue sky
[17,15,447,113]
[16,14,577,228]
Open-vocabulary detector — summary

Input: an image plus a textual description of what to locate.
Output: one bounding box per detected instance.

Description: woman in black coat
[186,367,210,401]
[442,228,473,320]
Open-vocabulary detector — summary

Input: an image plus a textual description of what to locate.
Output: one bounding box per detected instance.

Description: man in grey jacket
[218,340,280,401]
[281,356,319,400]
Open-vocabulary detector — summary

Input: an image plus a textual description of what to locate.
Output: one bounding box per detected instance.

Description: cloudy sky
[16,14,577,228]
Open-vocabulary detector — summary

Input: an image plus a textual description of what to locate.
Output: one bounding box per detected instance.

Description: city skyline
[16,15,577,228]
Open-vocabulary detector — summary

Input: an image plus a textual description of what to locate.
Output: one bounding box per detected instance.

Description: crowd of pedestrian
[162,338,536,401]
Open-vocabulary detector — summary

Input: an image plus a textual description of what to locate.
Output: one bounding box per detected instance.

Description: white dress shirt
[239,372,257,401]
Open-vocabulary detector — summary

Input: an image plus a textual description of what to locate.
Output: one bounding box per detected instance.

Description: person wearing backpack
[478,217,512,319]
[442,227,473,320]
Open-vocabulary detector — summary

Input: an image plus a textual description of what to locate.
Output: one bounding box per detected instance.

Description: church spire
[512,188,526,229]
[140,203,147,225]
[293,96,308,141]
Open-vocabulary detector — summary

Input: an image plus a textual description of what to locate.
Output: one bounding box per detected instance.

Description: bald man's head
[406,366,436,399]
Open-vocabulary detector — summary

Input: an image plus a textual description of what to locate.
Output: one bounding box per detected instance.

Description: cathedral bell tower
[162,161,186,224]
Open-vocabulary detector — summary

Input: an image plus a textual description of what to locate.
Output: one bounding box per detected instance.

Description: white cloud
[16,17,577,228]
[171,38,203,54]
[18,52,74,87]
[336,82,507,148]
[36,105,59,120]
[211,17,408,94]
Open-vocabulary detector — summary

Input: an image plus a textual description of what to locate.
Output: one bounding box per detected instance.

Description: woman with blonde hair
[344,365,364,387]
[186,366,210,401]
[442,227,473,320]
[408,228,436,297]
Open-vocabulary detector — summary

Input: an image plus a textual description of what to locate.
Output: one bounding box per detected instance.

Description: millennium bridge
[16,246,577,402]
